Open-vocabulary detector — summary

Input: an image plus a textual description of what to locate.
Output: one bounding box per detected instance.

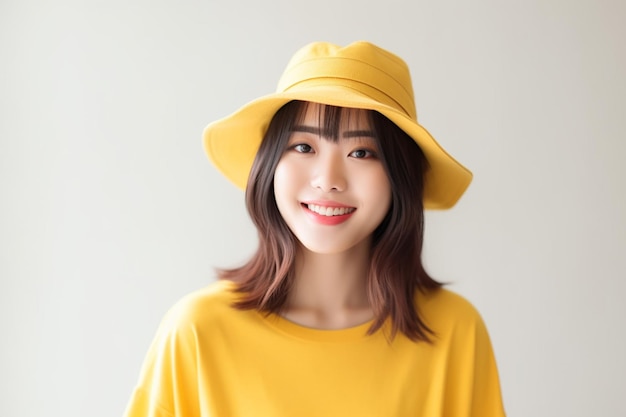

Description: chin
[297,236,371,257]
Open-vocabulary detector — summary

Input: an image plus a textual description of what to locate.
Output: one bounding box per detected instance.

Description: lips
[301,201,356,225]
[306,203,356,217]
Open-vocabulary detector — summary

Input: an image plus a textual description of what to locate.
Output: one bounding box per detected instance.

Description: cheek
[273,160,289,198]
[273,159,302,207]
[363,167,392,203]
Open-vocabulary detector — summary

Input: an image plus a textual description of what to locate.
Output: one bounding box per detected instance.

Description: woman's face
[273,103,392,255]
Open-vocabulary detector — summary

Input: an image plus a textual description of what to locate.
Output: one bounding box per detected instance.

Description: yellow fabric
[124,280,506,417]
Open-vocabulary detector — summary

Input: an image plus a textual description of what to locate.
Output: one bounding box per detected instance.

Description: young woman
[124,41,506,416]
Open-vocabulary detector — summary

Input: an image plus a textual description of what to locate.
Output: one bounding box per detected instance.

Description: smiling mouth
[304,203,356,217]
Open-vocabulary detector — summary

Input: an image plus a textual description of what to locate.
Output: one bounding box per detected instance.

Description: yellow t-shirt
[124,280,505,416]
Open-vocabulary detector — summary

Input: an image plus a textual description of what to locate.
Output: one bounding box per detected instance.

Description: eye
[349,149,376,159]
[292,143,313,153]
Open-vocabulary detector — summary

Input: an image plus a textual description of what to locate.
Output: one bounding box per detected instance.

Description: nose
[310,151,347,193]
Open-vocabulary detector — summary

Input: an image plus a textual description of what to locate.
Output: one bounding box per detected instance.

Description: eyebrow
[291,125,376,138]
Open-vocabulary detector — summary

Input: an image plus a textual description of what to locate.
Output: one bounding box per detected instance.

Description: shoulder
[156,279,240,336]
[128,281,240,416]
[419,287,481,319]
[416,289,506,415]
[417,287,490,339]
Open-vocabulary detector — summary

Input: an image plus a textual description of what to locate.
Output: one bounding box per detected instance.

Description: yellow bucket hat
[203,41,472,209]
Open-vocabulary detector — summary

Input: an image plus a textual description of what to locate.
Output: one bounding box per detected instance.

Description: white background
[2,0,625,416]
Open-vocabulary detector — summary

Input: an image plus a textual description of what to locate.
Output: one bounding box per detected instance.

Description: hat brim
[203,85,472,209]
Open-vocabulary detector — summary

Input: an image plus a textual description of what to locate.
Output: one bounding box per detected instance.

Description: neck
[283,239,374,329]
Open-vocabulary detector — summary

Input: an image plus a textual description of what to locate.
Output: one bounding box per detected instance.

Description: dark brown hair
[218,100,442,342]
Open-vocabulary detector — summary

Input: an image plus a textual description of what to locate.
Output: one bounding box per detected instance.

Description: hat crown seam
[282,77,414,120]
[281,53,411,86]
[278,56,416,119]
[282,54,413,99]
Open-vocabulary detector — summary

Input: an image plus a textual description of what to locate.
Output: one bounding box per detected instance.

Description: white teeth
[307,204,355,216]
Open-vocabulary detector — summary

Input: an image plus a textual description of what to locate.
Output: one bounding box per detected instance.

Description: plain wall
[2,0,625,416]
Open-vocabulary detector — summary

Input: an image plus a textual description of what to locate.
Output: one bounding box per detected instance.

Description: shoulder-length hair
[218,100,442,342]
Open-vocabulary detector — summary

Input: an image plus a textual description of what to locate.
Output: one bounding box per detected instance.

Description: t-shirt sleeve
[123,303,201,417]
[465,313,506,416]
[443,297,506,416]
